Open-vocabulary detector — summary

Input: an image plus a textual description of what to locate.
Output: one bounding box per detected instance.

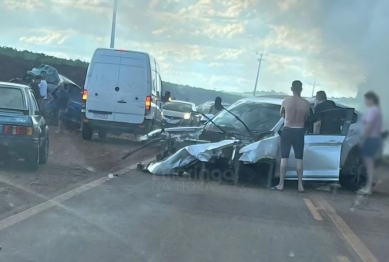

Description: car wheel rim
[350,158,367,188]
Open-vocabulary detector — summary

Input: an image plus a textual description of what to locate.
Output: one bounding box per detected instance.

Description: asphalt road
[1,169,388,262]
[0,128,156,221]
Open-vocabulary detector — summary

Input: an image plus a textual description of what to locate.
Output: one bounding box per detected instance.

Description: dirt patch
[0,128,156,220]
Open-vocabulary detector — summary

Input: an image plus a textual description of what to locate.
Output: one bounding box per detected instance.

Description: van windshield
[163,102,193,113]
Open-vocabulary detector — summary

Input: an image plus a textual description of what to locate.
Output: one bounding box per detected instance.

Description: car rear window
[0,87,25,110]
[163,102,193,112]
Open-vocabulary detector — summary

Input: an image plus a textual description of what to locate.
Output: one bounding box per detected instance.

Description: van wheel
[39,137,49,164]
[339,152,367,191]
[98,130,107,139]
[82,126,93,140]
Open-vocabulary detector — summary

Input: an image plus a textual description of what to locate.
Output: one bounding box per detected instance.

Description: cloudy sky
[1,0,388,97]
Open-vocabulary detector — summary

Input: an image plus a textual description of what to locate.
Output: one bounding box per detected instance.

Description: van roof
[94,48,149,56]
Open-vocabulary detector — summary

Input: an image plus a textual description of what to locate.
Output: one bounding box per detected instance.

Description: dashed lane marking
[303,198,323,221]
[0,157,154,232]
[317,196,380,262]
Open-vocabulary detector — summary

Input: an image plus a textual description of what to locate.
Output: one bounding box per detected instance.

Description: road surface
[0,169,388,262]
[0,129,156,221]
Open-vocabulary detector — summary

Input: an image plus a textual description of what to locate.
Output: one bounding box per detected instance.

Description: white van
[81,48,163,140]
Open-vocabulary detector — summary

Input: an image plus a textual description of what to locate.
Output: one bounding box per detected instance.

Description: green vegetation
[0,46,88,67]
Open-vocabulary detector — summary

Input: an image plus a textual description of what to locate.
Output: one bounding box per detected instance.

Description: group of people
[29,71,71,133]
[274,80,382,195]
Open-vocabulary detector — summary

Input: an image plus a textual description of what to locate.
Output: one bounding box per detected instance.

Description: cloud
[2,0,388,102]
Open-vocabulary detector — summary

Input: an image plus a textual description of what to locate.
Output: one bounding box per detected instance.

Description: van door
[113,56,148,124]
[85,56,120,122]
[285,108,354,180]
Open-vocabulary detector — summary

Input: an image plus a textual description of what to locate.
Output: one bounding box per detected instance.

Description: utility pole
[110,0,118,48]
[253,51,265,96]
[311,80,317,97]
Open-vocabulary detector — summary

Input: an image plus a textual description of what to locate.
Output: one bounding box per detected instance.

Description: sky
[1,0,388,98]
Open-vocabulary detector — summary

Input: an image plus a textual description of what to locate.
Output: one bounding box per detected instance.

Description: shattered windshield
[206,102,281,134]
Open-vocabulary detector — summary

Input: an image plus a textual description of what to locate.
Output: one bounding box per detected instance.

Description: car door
[285,108,354,180]
[66,84,82,124]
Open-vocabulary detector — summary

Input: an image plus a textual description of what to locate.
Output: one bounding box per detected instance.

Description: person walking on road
[274,80,311,192]
[358,91,382,195]
[38,71,48,111]
[52,84,71,134]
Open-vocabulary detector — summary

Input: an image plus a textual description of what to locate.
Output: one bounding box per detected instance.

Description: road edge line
[303,198,323,221]
[0,157,155,232]
[316,196,380,262]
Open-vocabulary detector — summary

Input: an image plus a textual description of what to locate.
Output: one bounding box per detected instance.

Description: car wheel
[339,155,367,191]
[39,136,49,164]
[82,125,93,140]
[25,146,40,171]
[98,130,107,139]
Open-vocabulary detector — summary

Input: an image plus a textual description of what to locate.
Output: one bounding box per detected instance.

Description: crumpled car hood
[239,135,280,163]
[146,140,238,175]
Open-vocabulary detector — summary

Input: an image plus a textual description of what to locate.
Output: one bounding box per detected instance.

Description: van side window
[151,69,157,95]
[156,73,162,97]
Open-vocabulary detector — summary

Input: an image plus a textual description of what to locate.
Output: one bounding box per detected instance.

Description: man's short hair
[291,80,302,93]
[316,91,327,101]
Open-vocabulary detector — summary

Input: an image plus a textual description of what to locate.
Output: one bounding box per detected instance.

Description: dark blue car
[0,82,50,170]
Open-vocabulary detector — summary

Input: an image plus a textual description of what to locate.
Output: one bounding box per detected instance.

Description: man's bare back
[281,96,310,128]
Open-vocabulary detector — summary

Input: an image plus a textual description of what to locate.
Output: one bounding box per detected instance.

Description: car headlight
[184,113,191,120]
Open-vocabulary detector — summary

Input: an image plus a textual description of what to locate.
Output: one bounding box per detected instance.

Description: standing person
[274,80,311,192]
[359,91,382,195]
[210,97,224,115]
[29,76,42,100]
[52,84,71,134]
[38,71,48,111]
[313,90,339,134]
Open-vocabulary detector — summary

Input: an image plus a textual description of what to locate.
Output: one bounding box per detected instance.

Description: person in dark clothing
[313,91,339,134]
[52,84,71,133]
[210,97,224,115]
[29,76,42,100]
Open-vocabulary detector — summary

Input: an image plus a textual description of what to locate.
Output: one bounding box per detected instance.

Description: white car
[143,95,384,191]
[162,100,197,127]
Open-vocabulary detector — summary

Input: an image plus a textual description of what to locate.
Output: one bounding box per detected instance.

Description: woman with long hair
[359,91,383,194]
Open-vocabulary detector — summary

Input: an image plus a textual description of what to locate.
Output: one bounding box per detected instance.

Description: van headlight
[184,113,191,120]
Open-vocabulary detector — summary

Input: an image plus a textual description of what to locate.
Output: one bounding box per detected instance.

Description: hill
[0,46,249,105]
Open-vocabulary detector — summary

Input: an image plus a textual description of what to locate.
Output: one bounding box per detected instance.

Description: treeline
[0,46,88,67]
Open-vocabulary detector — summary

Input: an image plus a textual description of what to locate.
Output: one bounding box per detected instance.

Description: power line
[253,51,265,97]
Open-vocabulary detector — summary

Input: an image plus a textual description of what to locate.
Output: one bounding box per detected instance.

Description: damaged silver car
[136,95,384,191]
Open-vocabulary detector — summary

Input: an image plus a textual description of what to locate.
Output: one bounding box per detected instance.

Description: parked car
[142,95,383,191]
[162,100,198,127]
[82,48,163,140]
[0,82,50,170]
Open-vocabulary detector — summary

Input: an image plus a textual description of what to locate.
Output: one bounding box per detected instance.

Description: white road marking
[303,198,323,221]
[336,256,351,262]
[0,157,155,232]
[317,197,380,262]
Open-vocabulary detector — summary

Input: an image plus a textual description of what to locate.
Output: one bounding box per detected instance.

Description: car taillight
[2,125,33,136]
[145,96,151,110]
[82,90,88,100]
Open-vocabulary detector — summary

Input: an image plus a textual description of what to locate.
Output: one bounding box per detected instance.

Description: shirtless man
[275,80,310,192]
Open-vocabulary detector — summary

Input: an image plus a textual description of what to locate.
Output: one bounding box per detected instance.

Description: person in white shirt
[38,71,48,111]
